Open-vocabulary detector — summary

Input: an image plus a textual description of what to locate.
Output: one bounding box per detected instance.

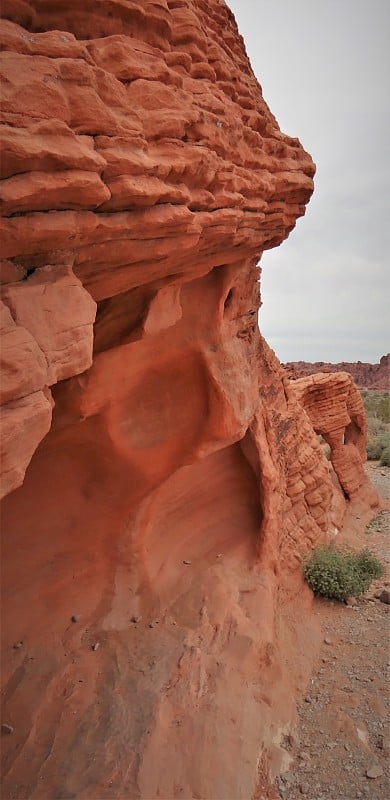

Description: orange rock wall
[0,3,379,798]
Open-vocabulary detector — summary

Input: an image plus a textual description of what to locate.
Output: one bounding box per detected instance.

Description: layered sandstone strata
[0,3,380,799]
[291,372,369,500]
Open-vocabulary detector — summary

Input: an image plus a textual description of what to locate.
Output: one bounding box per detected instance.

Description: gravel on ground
[274,462,390,800]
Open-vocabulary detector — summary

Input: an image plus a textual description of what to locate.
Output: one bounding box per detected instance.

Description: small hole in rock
[224,288,233,311]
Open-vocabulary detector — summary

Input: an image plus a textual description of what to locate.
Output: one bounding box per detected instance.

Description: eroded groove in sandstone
[0,3,380,798]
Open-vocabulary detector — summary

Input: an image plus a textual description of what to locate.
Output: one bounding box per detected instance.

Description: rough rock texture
[0,266,96,497]
[286,354,390,391]
[0,3,381,799]
[291,372,378,506]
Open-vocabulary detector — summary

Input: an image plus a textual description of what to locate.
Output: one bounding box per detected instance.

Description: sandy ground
[274,462,390,800]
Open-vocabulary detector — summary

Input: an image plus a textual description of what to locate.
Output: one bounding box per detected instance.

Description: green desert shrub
[366,427,390,461]
[303,546,384,601]
[355,548,385,579]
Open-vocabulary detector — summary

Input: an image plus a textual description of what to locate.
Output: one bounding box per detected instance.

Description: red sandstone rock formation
[291,372,376,502]
[286,354,390,391]
[0,3,380,799]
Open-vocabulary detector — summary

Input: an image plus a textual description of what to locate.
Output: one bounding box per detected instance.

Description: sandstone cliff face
[286,354,390,391]
[0,3,380,799]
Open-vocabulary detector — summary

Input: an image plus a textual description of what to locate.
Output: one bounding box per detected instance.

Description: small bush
[366,510,389,532]
[366,437,383,460]
[377,394,390,423]
[380,445,390,466]
[322,443,331,460]
[317,434,331,460]
[366,428,390,461]
[366,415,383,435]
[355,548,385,579]
[362,392,390,423]
[303,546,384,601]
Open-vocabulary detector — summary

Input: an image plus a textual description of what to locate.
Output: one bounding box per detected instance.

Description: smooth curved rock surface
[0,3,380,799]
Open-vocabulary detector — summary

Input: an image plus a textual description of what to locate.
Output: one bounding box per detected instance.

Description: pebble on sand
[366,765,383,779]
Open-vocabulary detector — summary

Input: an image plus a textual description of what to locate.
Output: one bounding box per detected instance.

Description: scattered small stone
[376,735,384,750]
[1,724,14,734]
[366,765,383,779]
[71,615,81,623]
[91,642,100,651]
[149,620,159,628]
[13,641,23,649]
[78,678,85,683]
[304,696,312,703]
[345,597,357,606]
[216,553,223,558]
[378,589,390,605]
[131,615,142,623]
[183,560,192,565]
[286,731,300,749]
[299,783,310,795]
[324,637,332,645]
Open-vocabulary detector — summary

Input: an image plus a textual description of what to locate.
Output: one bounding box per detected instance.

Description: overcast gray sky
[228,0,390,363]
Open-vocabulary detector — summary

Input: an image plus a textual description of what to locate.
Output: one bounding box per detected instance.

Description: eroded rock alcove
[0,2,380,798]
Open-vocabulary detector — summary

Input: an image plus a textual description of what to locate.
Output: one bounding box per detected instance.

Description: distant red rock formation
[285,354,390,390]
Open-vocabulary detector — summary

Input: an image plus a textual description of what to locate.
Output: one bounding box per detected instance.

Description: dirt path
[275,463,390,800]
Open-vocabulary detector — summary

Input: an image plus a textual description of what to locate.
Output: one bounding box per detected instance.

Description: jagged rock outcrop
[0,3,380,799]
[286,354,390,391]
